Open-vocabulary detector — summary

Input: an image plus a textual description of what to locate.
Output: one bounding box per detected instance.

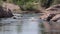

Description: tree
[12,0,38,11]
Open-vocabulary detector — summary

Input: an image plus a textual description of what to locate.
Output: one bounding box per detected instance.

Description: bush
[52,0,60,5]
[1,0,41,11]
[22,2,38,11]
[12,0,39,11]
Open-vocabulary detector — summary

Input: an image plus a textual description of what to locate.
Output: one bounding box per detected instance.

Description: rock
[46,4,60,14]
[57,19,60,23]
[40,4,60,22]
[0,6,13,18]
[51,14,60,22]
[46,14,56,22]
[2,2,21,13]
[40,12,50,20]
[13,17,17,19]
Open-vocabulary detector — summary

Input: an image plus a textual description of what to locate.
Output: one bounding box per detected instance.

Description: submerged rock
[0,6,13,18]
[13,17,17,19]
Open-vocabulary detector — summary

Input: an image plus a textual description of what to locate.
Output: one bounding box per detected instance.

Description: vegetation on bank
[0,0,60,11]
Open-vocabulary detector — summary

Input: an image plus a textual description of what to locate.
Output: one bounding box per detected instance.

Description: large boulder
[2,2,20,13]
[40,4,60,22]
[0,6,13,18]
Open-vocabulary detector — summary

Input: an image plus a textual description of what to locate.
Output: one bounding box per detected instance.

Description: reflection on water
[21,17,40,34]
[0,14,43,34]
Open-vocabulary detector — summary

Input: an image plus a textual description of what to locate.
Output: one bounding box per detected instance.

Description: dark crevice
[46,14,56,22]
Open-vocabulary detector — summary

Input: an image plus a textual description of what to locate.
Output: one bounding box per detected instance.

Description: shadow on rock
[0,6,13,18]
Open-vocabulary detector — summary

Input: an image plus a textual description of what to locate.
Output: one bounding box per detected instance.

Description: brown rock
[51,14,60,22]
[40,4,60,21]
[2,2,20,13]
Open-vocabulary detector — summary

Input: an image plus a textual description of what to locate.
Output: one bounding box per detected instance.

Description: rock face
[40,4,60,22]
[0,6,13,18]
[2,2,20,13]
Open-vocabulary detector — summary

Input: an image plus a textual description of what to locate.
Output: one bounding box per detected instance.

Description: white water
[21,17,40,34]
[0,14,42,34]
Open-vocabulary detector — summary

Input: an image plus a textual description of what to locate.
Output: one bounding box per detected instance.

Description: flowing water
[0,14,44,34]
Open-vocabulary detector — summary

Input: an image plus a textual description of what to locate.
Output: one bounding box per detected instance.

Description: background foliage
[0,0,60,10]
[12,0,39,10]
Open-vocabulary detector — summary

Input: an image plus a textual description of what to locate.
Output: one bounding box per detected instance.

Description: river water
[0,14,44,34]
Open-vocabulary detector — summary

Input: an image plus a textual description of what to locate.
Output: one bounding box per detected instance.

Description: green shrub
[0,0,3,5]
[52,0,60,5]
[23,2,38,10]
[12,0,39,11]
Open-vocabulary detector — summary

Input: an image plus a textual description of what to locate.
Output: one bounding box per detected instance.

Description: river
[0,14,44,34]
